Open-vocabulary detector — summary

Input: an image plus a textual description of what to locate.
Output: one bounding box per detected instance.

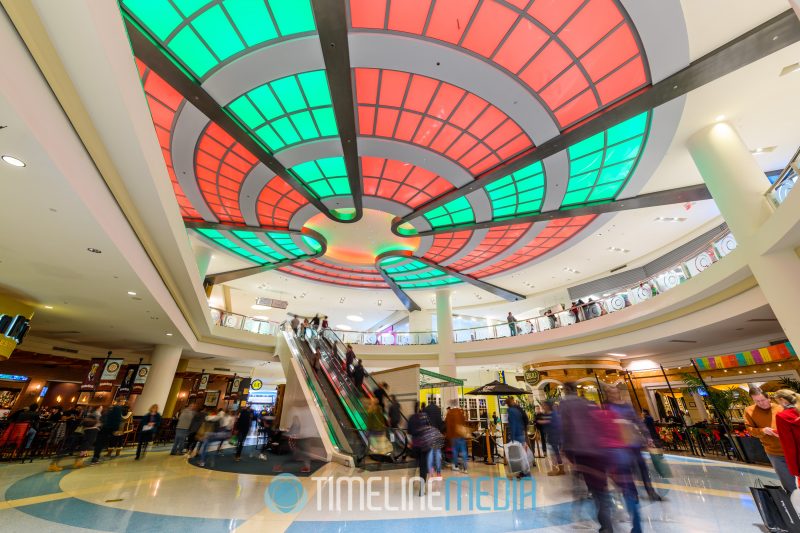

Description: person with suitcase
[506,397,532,477]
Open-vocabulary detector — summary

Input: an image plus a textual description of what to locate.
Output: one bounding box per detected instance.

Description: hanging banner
[118,365,137,393]
[694,342,795,370]
[198,373,209,391]
[97,358,124,392]
[131,364,152,395]
[80,358,104,392]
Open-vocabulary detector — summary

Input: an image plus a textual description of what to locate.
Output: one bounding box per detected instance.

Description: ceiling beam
[311,0,363,221]
[123,19,336,222]
[397,9,800,226]
[413,257,526,302]
[376,270,422,312]
[402,183,712,237]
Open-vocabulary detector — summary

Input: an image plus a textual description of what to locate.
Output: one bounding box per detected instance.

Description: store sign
[0,314,31,357]
[131,364,151,395]
[118,365,136,393]
[250,379,263,391]
[0,373,28,382]
[524,369,541,386]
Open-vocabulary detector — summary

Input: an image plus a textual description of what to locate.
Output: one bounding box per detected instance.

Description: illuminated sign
[0,374,28,382]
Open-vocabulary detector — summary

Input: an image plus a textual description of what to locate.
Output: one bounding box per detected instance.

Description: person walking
[311,314,321,330]
[290,315,300,335]
[373,382,389,412]
[422,402,444,478]
[408,403,433,495]
[234,406,254,462]
[507,312,517,336]
[745,387,793,491]
[135,404,161,460]
[773,389,800,490]
[198,408,233,466]
[92,400,124,464]
[352,359,366,393]
[388,395,402,429]
[642,409,659,444]
[540,401,566,476]
[171,403,197,456]
[186,407,206,456]
[345,344,356,375]
[445,399,469,472]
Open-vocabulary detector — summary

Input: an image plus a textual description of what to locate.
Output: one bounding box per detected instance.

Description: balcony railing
[765,146,799,208]
[209,229,737,345]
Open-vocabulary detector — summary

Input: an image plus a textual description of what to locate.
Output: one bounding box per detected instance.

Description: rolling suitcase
[506,441,532,475]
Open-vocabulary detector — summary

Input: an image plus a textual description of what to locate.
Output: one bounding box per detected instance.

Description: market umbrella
[467,381,528,464]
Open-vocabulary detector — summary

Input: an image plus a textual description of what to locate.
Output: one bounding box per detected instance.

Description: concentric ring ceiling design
[120,0,684,300]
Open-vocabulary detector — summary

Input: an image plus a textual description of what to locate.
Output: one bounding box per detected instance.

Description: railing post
[660,365,699,457]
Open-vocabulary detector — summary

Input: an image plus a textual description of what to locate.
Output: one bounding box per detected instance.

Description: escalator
[282,327,368,464]
[285,325,410,464]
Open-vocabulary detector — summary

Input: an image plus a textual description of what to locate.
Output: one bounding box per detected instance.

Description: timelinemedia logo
[264,474,535,513]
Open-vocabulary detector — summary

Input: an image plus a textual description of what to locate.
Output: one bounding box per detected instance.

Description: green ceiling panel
[562,111,650,208]
[379,257,461,290]
[196,228,268,264]
[424,196,475,229]
[227,70,339,153]
[484,161,545,220]
[289,157,350,200]
[232,230,285,261]
[121,0,317,79]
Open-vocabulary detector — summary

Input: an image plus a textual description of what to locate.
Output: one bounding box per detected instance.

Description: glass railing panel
[765,146,799,208]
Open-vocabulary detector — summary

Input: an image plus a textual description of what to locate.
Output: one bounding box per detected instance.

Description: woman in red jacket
[774,389,800,490]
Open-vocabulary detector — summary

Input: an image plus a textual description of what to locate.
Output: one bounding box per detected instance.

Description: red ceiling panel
[423,231,473,262]
[448,223,531,271]
[256,176,309,228]
[361,156,454,208]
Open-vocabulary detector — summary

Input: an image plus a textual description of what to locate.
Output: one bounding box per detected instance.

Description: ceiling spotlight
[44,305,53,309]
[87,248,102,254]
[751,146,777,155]
[339,297,345,304]
[127,291,137,296]
[1,155,25,167]
[166,333,173,336]
[377,300,383,306]
[346,315,364,322]
[654,217,687,223]
[714,114,726,122]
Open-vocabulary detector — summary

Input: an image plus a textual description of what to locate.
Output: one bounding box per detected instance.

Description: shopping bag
[229,435,238,446]
[766,484,800,532]
[751,483,788,532]
[648,448,672,478]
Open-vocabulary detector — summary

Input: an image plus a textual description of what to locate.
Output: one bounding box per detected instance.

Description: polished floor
[0,443,778,532]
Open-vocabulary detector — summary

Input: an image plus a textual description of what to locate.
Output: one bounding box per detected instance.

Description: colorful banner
[97,358,124,392]
[694,342,795,370]
[80,358,104,392]
[118,365,136,393]
[131,364,151,395]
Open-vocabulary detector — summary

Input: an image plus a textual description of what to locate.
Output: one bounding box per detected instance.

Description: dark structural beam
[408,184,712,236]
[413,257,526,302]
[398,10,800,225]
[311,0,363,221]
[124,19,335,221]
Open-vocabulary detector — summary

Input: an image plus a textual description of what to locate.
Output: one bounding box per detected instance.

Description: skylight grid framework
[121,0,318,80]
[423,231,473,262]
[195,122,259,224]
[354,68,534,176]
[348,0,649,127]
[136,59,202,220]
[424,196,475,229]
[360,156,454,208]
[289,156,351,200]
[471,215,596,277]
[484,161,545,219]
[561,111,650,207]
[448,223,531,271]
[226,70,339,154]
[256,176,309,228]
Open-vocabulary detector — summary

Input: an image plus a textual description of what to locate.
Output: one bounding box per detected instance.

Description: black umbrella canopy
[467,380,527,396]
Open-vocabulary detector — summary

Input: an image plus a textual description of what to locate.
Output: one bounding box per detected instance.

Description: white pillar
[688,122,800,347]
[408,310,431,343]
[194,245,214,280]
[791,0,800,21]
[435,289,457,406]
[133,344,182,415]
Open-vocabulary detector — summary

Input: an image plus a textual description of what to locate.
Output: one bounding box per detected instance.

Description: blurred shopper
[773,389,800,489]
[276,408,316,474]
[388,395,402,429]
[198,408,233,466]
[642,409,659,444]
[311,314,320,330]
[186,407,206,456]
[353,359,366,392]
[171,403,197,456]
[506,397,528,445]
[408,403,433,495]
[507,312,517,336]
[234,405,255,462]
[48,408,100,471]
[540,401,565,476]
[533,405,548,457]
[290,315,300,335]
[366,397,390,456]
[745,387,793,491]
[92,400,124,464]
[345,344,356,374]
[423,402,444,478]
[135,404,161,460]
[445,399,469,472]
[321,316,329,329]
[374,382,389,411]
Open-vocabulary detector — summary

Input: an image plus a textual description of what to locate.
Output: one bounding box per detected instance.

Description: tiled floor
[0,446,778,532]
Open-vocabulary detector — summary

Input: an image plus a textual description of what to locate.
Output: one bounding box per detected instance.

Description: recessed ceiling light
[608,353,626,357]
[607,246,630,253]
[346,315,364,322]
[166,333,173,336]
[44,305,53,309]
[252,304,270,311]
[654,217,687,222]
[751,146,777,154]
[87,248,102,254]
[336,324,352,330]
[127,291,137,296]
[715,114,726,122]
[1,155,25,167]
[780,62,800,76]
[563,267,580,274]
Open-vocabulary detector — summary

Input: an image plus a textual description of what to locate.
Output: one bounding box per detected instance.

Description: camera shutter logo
[264,473,308,514]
